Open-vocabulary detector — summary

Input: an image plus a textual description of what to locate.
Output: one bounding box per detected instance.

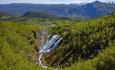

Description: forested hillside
[0,13,115,70]
[45,13,115,69]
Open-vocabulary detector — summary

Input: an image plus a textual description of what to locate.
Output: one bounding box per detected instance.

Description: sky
[0,0,115,4]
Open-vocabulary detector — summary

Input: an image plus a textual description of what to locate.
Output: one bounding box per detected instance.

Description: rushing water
[39,35,62,54]
[38,30,62,68]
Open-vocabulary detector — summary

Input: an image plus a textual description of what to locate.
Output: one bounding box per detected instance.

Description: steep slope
[0,22,44,70]
[41,13,115,68]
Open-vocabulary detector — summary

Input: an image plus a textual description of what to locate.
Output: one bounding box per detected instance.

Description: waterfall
[38,30,62,68]
[39,35,62,54]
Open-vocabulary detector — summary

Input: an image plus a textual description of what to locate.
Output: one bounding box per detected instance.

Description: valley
[0,1,115,70]
[0,13,115,70]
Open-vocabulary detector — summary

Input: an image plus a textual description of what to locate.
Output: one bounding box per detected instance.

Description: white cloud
[0,0,115,4]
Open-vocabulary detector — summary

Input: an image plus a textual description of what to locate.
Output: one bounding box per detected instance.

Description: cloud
[0,0,115,4]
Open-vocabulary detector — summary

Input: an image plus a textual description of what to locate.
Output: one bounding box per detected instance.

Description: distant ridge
[0,1,115,18]
[23,11,57,18]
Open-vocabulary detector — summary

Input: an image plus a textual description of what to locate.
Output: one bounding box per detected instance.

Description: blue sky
[0,0,115,4]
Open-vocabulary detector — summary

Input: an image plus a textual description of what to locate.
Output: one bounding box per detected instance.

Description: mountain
[23,12,58,18]
[0,1,115,18]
